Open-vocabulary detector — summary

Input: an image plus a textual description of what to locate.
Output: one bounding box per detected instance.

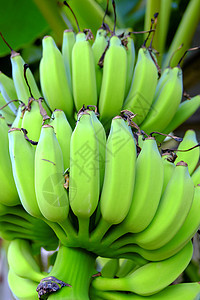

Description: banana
[35,124,69,222]
[21,98,44,142]
[50,109,72,171]
[11,103,24,128]
[72,31,97,111]
[62,29,76,92]
[100,258,119,278]
[140,66,183,134]
[128,161,194,250]
[69,112,99,240]
[100,136,163,247]
[124,36,136,98]
[11,50,41,104]
[40,35,74,123]
[8,128,42,217]
[0,91,16,124]
[121,137,164,233]
[111,184,200,261]
[116,259,139,278]
[86,107,106,189]
[161,154,175,195]
[175,129,200,175]
[192,165,200,185]
[8,268,39,300]
[123,47,158,125]
[0,71,18,114]
[91,282,200,300]
[0,117,19,206]
[91,116,136,244]
[7,239,45,282]
[92,28,108,97]
[92,241,193,296]
[160,95,200,139]
[98,35,127,127]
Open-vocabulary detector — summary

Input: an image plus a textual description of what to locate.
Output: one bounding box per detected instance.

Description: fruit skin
[7,239,45,282]
[92,28,108,97]
[62,29,76,92]
[21,99,43,142]
[100,117,136,225]
[98,35,127,127]
[92,241,193,296]
[8,128,42,217]
[0,71,18,114]
[69,112,99,237]
[159,95,200,141]
[0,117,19,206]
[35,124,69,222]
[123,47,158,125]
[130,161,194,250]
[175,129,200,175]
[50,109,72,171]
[192,165,200,185]
[100,137,163,247]
[86,108,106,190]
[8,269,39,300]
[140,66,183,134]
[111,184,200,261]
[40,36,74,123]
[11,51,41,104]
[0,91,16,124]
[124,36,136,98]
[11,104,24,128]
[161,154,175,195]
[72,32,97,111]
[90,282,200,300]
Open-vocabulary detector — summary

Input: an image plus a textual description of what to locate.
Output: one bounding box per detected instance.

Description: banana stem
[90,218,111,244]
[48,245,97,300]
[78,217,90,244]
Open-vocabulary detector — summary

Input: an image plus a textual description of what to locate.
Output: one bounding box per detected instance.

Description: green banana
[40,35,74,123]
[91,116,136,244]
[7,239,45,282]
[98,35,127,127]
[92,241,193,296]
[72,31,97,111]
[69,112,99,240]
[0,91,16,124]
[11,103,24,128]
[86,107,106,189]
[50,109,72,171]
[161,154,175,195]
[175,129,200,175]
[100,136,163,247]
[192,165,200,185]
[111,184,200,261]
[91,282,200,300]
[140,66,183,134]
[62,29,76,92]
[92,28,108,97]
[11,51,41,104]
[35,124,69,222]
[160,95,200,139]
[123,47,158,125]
[0,71,18,114]
[0,117,19,206]
[8,268,39,300]
[100,258,119,278]
[116,259,139,278]
[124,36,136,98]
[8,128,42,218]
[21,98,44,142]
[129,161,194,250]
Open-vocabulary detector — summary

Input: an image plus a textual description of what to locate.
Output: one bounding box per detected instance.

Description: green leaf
[0,0,49,57]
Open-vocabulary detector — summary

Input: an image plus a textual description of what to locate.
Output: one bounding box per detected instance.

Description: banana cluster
[0,20,200,300]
